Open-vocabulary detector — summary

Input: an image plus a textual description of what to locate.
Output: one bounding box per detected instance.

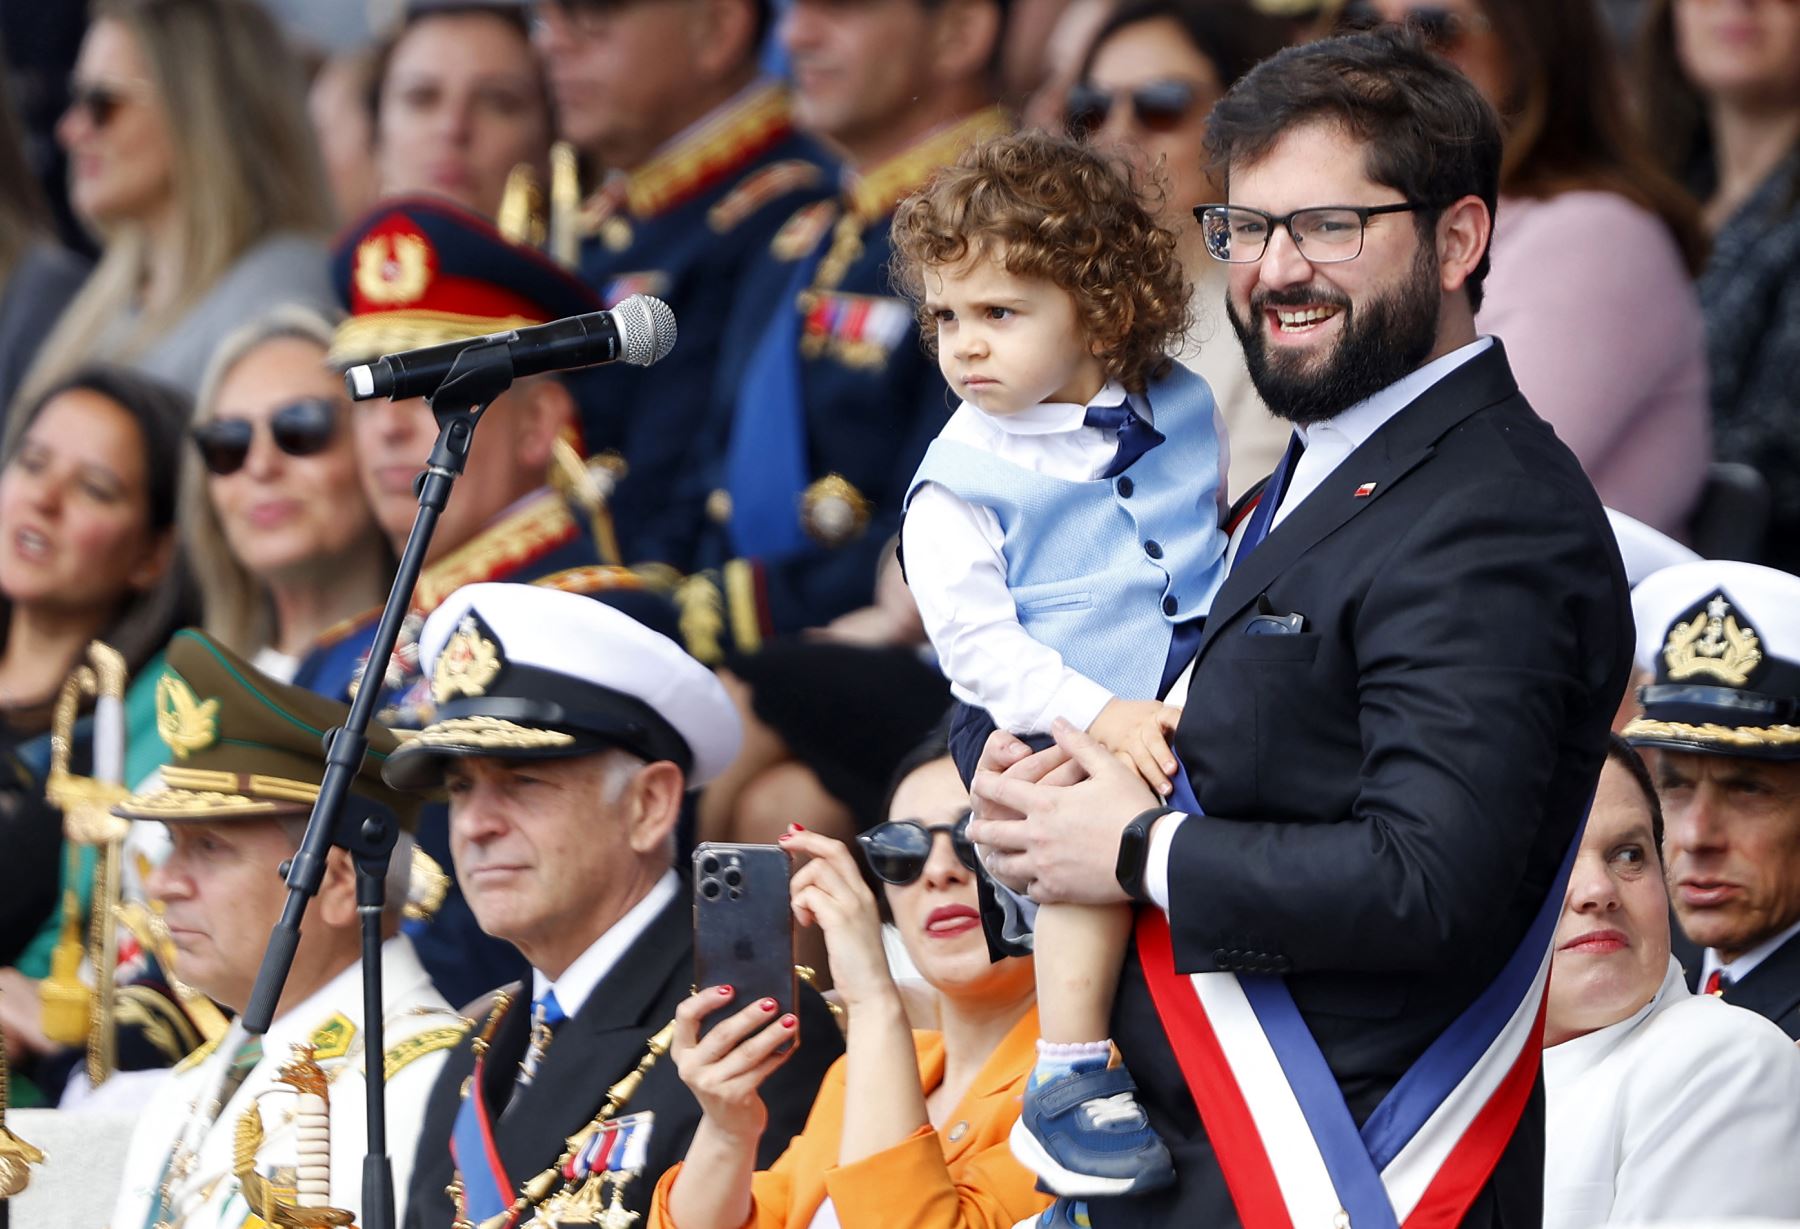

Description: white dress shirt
[1698,915,1800,995]
[531,870,680,1018]
[1543,955,1800,1227]
[905,382,1230,735]
[1147,337,1493,909]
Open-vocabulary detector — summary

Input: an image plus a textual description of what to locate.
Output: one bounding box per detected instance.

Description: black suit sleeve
[1165,475,1620,974]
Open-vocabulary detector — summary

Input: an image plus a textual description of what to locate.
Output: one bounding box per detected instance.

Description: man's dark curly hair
[889,130,1190,394]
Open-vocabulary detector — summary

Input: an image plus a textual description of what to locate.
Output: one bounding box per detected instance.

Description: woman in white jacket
[1543,736,1800,1227]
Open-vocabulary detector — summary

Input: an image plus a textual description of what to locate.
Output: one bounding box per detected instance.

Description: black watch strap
[1115,806,1177,902]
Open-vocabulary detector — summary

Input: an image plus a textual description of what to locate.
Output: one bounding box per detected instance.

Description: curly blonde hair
[890,130,1190,394]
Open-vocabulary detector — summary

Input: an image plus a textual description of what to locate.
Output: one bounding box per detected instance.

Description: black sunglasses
[1338,2,1489,50]
[1065,80,1201,140]
[65,79,142,129]
[858,813,979,885]
[191,398,340,476]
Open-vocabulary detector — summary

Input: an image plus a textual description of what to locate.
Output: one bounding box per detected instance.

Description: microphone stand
[241,342,517,1229]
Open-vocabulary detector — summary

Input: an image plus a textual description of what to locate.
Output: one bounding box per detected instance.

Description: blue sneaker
[1009,1064,1175,1197]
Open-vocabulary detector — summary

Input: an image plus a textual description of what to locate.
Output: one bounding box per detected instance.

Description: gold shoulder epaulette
[383,1023,469,1080]
[174,1034,222,1074]
[709,160,826,235]
[533,565,645,596]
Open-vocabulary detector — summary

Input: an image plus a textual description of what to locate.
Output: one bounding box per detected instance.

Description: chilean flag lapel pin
[1353,481,1378,498]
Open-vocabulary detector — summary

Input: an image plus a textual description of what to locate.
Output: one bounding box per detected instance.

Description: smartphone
[692,842,797,1042]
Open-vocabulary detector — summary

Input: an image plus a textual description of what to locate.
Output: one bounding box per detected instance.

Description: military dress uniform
[573,82,836,570]
[373,584,844,1229]
[678,109,1012,657]
[1624,560,1800,1038]
[289,199,670,1005]
[104,632,465,1229]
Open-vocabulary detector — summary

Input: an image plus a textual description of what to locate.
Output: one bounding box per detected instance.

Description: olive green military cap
[113,629,420,827]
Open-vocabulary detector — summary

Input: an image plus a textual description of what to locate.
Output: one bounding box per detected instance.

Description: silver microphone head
[612,294,677,366]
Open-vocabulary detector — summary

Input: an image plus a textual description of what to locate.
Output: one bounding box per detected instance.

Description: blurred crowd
[0,0,1797,1225]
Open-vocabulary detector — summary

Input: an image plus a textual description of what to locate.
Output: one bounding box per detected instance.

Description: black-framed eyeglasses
[191,398,341,476]
[65,78,146,130]
[1337,1,1491,51]
[858,813,979,885]
[1194,202,1434,264]
[1064,80,1202,140]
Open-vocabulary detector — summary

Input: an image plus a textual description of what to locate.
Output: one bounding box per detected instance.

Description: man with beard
[966,28,1632,1229]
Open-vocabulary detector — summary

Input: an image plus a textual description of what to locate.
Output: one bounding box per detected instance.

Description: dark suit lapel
[494,896,692,1175]
[1723,931,1800,1025]
[1191,342,1522,666]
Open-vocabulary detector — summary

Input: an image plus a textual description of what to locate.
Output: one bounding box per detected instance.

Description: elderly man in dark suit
[967,28,1632,1229]
[386,581,840,1229]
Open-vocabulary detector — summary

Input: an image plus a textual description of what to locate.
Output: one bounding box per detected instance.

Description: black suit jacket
[1673,928,1800,1039]
[403,895,843,1229]
[1088,343,1632,1228]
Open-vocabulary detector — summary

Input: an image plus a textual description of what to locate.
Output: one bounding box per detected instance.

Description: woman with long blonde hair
[181,307,391,683]
[13,0,335,415]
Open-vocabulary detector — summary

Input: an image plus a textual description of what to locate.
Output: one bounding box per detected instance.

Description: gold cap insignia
[800,473,872,548]
[156,674,220,760]
[354,232,431,306]
[1664,591,1763,688]
[432,615,503,705]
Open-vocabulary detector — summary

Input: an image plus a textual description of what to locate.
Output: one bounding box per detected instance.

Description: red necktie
[1703,969,1727,996]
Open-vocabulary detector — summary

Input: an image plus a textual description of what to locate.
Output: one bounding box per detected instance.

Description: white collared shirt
[904,382,1159,735]
[530,871,680,1019]
[1272,337,1493,528]
[1699,915,1800,994]
[1146,336,1493,910]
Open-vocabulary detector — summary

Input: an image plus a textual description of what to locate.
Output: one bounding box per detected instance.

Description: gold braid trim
[1621,718,1800,750]
[385,1024,469,1080]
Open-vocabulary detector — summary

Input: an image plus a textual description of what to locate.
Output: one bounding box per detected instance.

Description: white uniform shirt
[109,935,461,1229]
[1543,955,1800,1227]
[904,384,1230,735]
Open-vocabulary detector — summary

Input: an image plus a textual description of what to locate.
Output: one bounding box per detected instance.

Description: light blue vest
[905,363,1228,708]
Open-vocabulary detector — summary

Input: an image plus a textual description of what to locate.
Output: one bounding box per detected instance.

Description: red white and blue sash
[451,1052,516,1227]
[1144,437,1582,1227]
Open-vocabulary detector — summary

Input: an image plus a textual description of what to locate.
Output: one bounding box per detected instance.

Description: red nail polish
[761,998,777,1012]
[780,1014,797,1029]
[792,824,806,832]
[717,985,733,996]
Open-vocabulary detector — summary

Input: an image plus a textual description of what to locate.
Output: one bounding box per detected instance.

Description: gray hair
[276,818,416,924]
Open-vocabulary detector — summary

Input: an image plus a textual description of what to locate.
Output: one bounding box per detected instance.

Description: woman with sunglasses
[651,740,1050,1229]
[1068,0,1289,502]
[181,309,390,684]
[10,0,334,417]
[1339,0,1711,540]
[1637,0,1800,575]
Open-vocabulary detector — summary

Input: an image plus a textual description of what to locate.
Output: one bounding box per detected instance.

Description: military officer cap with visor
[381,582,742,791]
[1623,560,1800,762]
[114,629,420,826]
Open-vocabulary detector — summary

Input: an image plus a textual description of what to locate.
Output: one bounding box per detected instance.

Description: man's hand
[969,718,1159,905]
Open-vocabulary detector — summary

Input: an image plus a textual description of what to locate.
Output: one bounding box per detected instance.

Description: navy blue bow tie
[1084,400,1165,479]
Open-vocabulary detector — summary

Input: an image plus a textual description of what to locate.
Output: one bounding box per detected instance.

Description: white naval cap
[1623,560,1800,761]
[1605,508,1700,591]
[382,582,742,791]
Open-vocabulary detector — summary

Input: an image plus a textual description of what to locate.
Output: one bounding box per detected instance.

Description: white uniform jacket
[1544,955,1800,1227]
[109,936,464,1229]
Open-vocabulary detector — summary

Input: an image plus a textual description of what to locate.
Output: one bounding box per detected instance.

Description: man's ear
[315,847,359,929]
[928,0,1000,89]
[511,377,576,472]
[625,760,687,856]
[690,0,759,80]
[1436,194,1491,296]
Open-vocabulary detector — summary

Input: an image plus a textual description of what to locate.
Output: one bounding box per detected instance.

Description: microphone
[343,294,676,401]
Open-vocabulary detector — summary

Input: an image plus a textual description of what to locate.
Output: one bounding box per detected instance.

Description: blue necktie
[517,989,566,1087]
[1084,400,1165,478]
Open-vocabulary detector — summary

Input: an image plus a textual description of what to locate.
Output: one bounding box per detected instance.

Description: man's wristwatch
[1115,806,1177,902]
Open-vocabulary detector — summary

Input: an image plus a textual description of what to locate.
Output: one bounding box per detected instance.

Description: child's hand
[1087,698,1182,798]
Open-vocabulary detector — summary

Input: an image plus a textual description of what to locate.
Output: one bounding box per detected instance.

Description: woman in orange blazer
[650,742,1049,1229]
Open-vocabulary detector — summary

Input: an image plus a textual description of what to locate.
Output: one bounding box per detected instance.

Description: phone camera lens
[699,877,722,900]
[700,855,721,875]
[724,867,743,888]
